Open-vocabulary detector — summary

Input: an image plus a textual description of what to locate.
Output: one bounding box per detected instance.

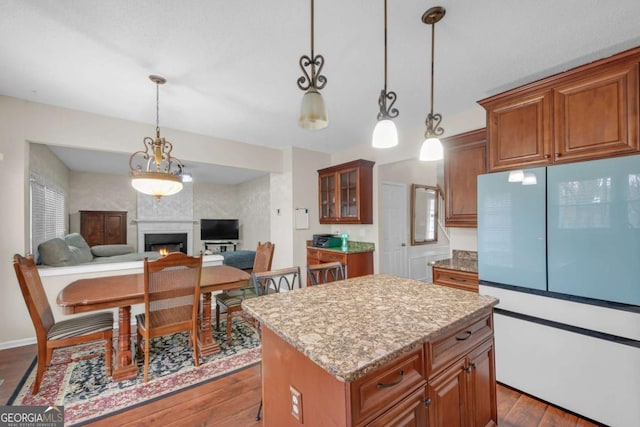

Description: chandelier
[419,6,446,161]
[372,0,399,148]
[129,75,185,200]
[297,0,328,129]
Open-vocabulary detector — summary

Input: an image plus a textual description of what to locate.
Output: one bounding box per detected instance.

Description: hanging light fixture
[372,0,399,148]
[298,0,328,129]
[129,75,185,200]
[419,6,446,161]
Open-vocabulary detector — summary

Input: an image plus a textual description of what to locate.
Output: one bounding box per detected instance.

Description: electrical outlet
[290,385,303,423]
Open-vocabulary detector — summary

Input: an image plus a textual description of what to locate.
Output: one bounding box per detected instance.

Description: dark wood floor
[1,344,601,426]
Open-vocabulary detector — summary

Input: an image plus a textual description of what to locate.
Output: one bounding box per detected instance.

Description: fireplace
[145,233,188,255]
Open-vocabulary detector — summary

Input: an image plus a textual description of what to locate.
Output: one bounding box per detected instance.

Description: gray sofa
[37,233,160,267]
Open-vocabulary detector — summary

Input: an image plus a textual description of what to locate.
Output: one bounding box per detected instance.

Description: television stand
[204,241,237,252]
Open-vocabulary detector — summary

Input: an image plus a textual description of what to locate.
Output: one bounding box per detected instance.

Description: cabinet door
[81,212,105,247]
[319,173,337,220]
[104,212,126,244]
[340,168,359,219]
[467,339,497,427]
[366,387,427,427]
[443,129,487,227]
[554,62,639,163]
[426,358,467,427]
[486,91,553,171]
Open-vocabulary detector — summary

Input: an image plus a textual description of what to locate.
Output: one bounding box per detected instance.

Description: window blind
[30,174,66,253]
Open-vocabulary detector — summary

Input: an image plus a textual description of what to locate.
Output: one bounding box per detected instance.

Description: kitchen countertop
[306,240,375,254]
[430,250,478,274]
[242,274,497,382]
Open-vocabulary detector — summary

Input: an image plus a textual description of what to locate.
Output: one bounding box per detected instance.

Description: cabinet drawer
[426,314,492,378]
[350,349,426,426]
[318,250,347,264]
[432,267,479,293]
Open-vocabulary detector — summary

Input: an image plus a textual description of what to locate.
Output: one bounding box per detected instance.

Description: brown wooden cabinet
[425,314,497,427]
[443,129,487,227]
[79,210,127,247]
[307,247,373,279]
[318,159,375,224]
[432,267,479,293]
[479,46,640,172]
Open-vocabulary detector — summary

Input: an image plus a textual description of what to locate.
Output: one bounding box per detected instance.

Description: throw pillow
[38,238,73,267]
[91,244,135,257]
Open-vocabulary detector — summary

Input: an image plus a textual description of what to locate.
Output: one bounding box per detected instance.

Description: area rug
[8,315,261,426]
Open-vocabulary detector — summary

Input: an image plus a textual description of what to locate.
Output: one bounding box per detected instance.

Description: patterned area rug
[9,315,261,426]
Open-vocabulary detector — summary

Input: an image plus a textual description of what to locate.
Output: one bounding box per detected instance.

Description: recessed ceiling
[3,0,640,157]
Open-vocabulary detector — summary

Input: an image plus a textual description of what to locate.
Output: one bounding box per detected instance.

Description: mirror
[411,184,438,245]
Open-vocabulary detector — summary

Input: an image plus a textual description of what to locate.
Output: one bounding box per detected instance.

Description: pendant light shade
[372,0,399,148]
[297,0,328,130]
[419,136,444,161]
[419,6,446,161]
[299,88,328,129]
[129,75,185,200]
[372,119,398,148]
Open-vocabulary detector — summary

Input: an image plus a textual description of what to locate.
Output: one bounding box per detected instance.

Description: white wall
[237,174,271,250]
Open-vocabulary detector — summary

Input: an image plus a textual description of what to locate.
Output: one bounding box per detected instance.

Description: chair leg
[215,303,221,331]
[256,399,263,421]
[191,329,200,367]
[31,342,48,394]
[226,311,233,340]
[143,334,150,383]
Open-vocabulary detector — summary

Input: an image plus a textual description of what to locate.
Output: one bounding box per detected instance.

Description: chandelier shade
[297,0,328,130]
[129,75,185,200]
[419,6,445,161]
[372,0,399,148]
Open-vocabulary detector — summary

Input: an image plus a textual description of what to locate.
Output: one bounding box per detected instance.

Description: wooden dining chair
[215,241,274,340]
[307,261,346,285]
[13,254,114,394]
[136,252,203,382]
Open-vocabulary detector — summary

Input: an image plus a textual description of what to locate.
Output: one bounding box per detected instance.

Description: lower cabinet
[425,314,497,427]
[306,247,374,279]
[366,387,427,427]
[432,267,479,293]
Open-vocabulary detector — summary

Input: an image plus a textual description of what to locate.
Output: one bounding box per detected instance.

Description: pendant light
[419,6,446,161]
[297,0,328,129]
[372,0,399,148]
[129,75,185,200]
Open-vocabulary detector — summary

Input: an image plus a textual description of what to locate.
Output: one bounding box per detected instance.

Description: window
[30,174,66,253]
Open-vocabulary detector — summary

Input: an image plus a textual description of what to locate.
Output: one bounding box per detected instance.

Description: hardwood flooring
[0,344,601,426]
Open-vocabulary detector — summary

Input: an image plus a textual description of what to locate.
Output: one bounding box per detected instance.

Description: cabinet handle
[377,370,404,389]
[555,152,562,157]
[464,362,476,373]
[455,331,473,341]
[423,398,431,407]
[450,276,467,282]
[544,154,551,159]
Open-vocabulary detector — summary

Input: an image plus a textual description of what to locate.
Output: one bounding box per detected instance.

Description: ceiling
[3,1,640,183]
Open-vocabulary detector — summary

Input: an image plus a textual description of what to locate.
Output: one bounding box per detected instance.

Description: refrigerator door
[478,167,547,290]
[547,155,640,305]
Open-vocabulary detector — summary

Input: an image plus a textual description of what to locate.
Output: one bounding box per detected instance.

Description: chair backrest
[143,252,203,322]
[307,261,345,285]
[252,241,275,274]
[252,267,301,296]
[13,254,55,339]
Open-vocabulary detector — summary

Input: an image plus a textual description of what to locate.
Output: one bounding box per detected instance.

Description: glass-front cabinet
[318,159,375,224]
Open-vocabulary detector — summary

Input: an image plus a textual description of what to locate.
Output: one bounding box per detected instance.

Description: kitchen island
[242,274,499,426]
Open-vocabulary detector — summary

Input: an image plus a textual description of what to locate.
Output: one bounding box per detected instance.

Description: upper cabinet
[443,129,487,228]
[479,47,640,172]
[79,210,127,247]
[318,159,375,224]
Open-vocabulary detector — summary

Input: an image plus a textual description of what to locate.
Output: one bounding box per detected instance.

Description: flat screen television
[200,219,239,241]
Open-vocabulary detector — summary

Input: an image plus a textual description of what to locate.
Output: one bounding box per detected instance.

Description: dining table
[57,264,251,381]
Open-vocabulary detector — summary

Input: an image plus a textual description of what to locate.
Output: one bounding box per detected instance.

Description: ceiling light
[298,0,328,130]
[129,75,184,200]
[419,6,446,162]
[372,0,399,149]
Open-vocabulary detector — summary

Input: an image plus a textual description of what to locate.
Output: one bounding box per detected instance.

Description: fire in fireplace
[144,233,188,255]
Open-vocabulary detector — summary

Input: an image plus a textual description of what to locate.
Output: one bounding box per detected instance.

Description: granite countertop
[430,250,478,274]
[242,274,497,382]
[306,240,375,254]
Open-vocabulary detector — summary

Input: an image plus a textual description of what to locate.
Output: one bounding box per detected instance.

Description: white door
[381,182,407,277]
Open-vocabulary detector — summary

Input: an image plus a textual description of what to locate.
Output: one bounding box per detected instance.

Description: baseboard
[0,337,36,350]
